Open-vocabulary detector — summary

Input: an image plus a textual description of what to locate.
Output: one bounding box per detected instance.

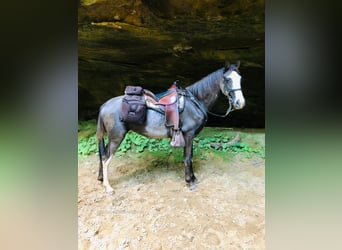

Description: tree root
[210,132,241,149]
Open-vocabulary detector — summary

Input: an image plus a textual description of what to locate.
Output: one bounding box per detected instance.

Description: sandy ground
[78,146,264,249]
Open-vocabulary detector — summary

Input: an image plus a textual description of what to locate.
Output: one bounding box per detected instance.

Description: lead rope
[207,99,233,118]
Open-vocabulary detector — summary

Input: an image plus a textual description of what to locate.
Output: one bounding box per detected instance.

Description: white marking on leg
[102,156,114,193]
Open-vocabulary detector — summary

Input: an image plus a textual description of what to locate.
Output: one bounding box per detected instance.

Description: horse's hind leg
[102,155,114,193]
[97,138,106,181]
[102,131,126,194]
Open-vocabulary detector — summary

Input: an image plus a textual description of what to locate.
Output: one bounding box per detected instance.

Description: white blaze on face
[229,71,245,109]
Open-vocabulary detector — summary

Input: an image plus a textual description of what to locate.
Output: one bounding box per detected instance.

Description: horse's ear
[224,61,230,71]
[236,60,240,68]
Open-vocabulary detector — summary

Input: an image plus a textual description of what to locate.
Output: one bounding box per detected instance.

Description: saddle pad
[155,89,174,100]
[145,95,184,113]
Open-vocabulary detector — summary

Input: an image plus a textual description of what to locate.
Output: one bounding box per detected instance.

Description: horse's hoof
[188,178,200,191]
[193,178,200,185]
[105,187,115,194]
[189,183,198,191]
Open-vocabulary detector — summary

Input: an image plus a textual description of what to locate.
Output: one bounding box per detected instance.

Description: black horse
[96,62,245,193]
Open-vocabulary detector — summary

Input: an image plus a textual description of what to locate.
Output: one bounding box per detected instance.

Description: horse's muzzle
[234,99,245,109]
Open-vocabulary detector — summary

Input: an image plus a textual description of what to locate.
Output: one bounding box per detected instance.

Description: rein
[206,83,242,118]
[207,104,232,117]
[183,88,239,118]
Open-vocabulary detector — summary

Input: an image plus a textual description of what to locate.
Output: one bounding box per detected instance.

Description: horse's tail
[96,114,106,181]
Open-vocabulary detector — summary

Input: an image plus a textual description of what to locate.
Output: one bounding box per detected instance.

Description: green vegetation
[78,120,265,160]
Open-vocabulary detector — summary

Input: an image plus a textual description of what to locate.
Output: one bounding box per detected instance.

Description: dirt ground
[78,140,265,249]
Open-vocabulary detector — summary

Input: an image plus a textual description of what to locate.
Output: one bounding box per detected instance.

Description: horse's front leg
[183,135,199,190]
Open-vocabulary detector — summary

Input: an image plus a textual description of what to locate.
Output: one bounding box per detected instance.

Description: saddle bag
[124,86,143,95]
[120,86,147,124]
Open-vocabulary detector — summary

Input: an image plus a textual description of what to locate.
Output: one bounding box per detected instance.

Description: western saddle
[143,82,185,147]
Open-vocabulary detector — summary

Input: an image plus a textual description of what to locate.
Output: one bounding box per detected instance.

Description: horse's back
[97,93,207,139]
[100,96,123,114]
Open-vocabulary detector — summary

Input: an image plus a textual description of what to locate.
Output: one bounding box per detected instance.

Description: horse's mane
[186,68,224,98]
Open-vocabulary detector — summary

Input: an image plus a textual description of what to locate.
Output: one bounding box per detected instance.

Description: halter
[207,72,242,118]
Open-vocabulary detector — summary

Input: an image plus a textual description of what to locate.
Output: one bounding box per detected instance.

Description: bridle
[207,70,242,118]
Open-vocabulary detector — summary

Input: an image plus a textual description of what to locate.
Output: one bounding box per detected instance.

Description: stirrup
[170,129,185,148]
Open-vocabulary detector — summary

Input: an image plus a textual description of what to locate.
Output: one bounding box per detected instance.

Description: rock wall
[78,0,264,127]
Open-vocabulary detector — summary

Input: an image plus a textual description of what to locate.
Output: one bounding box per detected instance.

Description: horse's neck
[187,69,223,109]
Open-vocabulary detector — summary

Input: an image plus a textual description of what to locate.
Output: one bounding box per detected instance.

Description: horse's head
[221,61,245,110]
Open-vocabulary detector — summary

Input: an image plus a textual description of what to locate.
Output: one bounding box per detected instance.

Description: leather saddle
[143,83,185,147]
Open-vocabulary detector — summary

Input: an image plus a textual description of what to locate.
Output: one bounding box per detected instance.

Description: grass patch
[78,120,265,160]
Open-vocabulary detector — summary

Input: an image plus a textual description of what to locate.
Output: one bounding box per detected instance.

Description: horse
[96,62,245,193]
